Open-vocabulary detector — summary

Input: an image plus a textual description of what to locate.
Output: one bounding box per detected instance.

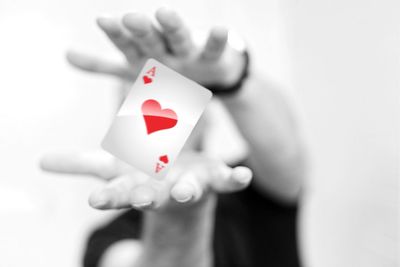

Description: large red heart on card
[141,99,178,134]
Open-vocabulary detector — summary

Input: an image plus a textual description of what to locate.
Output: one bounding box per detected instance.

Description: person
[40,7,306,267]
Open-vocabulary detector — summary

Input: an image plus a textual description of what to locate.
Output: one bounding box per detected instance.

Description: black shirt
[83,183,300,267]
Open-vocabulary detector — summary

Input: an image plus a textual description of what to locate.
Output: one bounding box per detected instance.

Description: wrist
[204,50,250,96]
[136,195,216,267]
[219,47,247,86]
[202,29,249,95]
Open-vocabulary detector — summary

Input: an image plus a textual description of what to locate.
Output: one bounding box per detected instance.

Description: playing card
[101,59,212,179]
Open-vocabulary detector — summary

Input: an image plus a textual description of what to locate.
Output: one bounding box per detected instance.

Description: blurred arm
[97,207,213,267]
[134,198,215,267]
[221,74,307,203]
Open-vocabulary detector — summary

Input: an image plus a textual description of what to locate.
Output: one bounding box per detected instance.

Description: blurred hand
[67,7,245,87]
[40,150,252,211]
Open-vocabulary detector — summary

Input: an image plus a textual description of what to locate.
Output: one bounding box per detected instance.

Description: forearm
[220,75,306,203]
[134,196,216,267]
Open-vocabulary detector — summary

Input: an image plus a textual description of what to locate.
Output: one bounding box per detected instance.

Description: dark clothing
[83,183,300,267]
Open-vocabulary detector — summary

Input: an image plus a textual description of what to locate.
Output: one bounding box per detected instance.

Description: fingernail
[234,167,252,184]
[90,189,110,208]
[96,17,109,27]
[98,13,113,19]
[132,201,153,209]
[158,6,173,14]
[175,195,192,203]
[236,175,251,184]
[91,199,108,208]
[96,17,118,35]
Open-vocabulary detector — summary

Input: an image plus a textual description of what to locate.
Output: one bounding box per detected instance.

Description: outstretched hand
[40,150,252,211]
[67,7,245,87]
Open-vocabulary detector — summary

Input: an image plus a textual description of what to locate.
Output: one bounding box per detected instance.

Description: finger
[66,50,134,80]
[130,174,176,209]
[124,168,182,210]
[129,184,158,209]
[155,7,194,56]
[122,13,166,56]
[170,171,203,203]
[96,17,141,64]
[40,150,119,180]
[89,172,147,209]
[200,26,228,61]
[210,165,253,193]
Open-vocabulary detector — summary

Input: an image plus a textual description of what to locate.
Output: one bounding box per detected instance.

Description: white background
[0,0,398,266]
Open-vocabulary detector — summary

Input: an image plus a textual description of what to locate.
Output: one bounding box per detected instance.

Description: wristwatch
[204,31,250,96]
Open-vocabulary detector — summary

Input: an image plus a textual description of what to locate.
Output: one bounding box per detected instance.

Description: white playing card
[101,59,212,179]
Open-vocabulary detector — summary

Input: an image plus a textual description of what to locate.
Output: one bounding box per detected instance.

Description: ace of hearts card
[101,59,213,179]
